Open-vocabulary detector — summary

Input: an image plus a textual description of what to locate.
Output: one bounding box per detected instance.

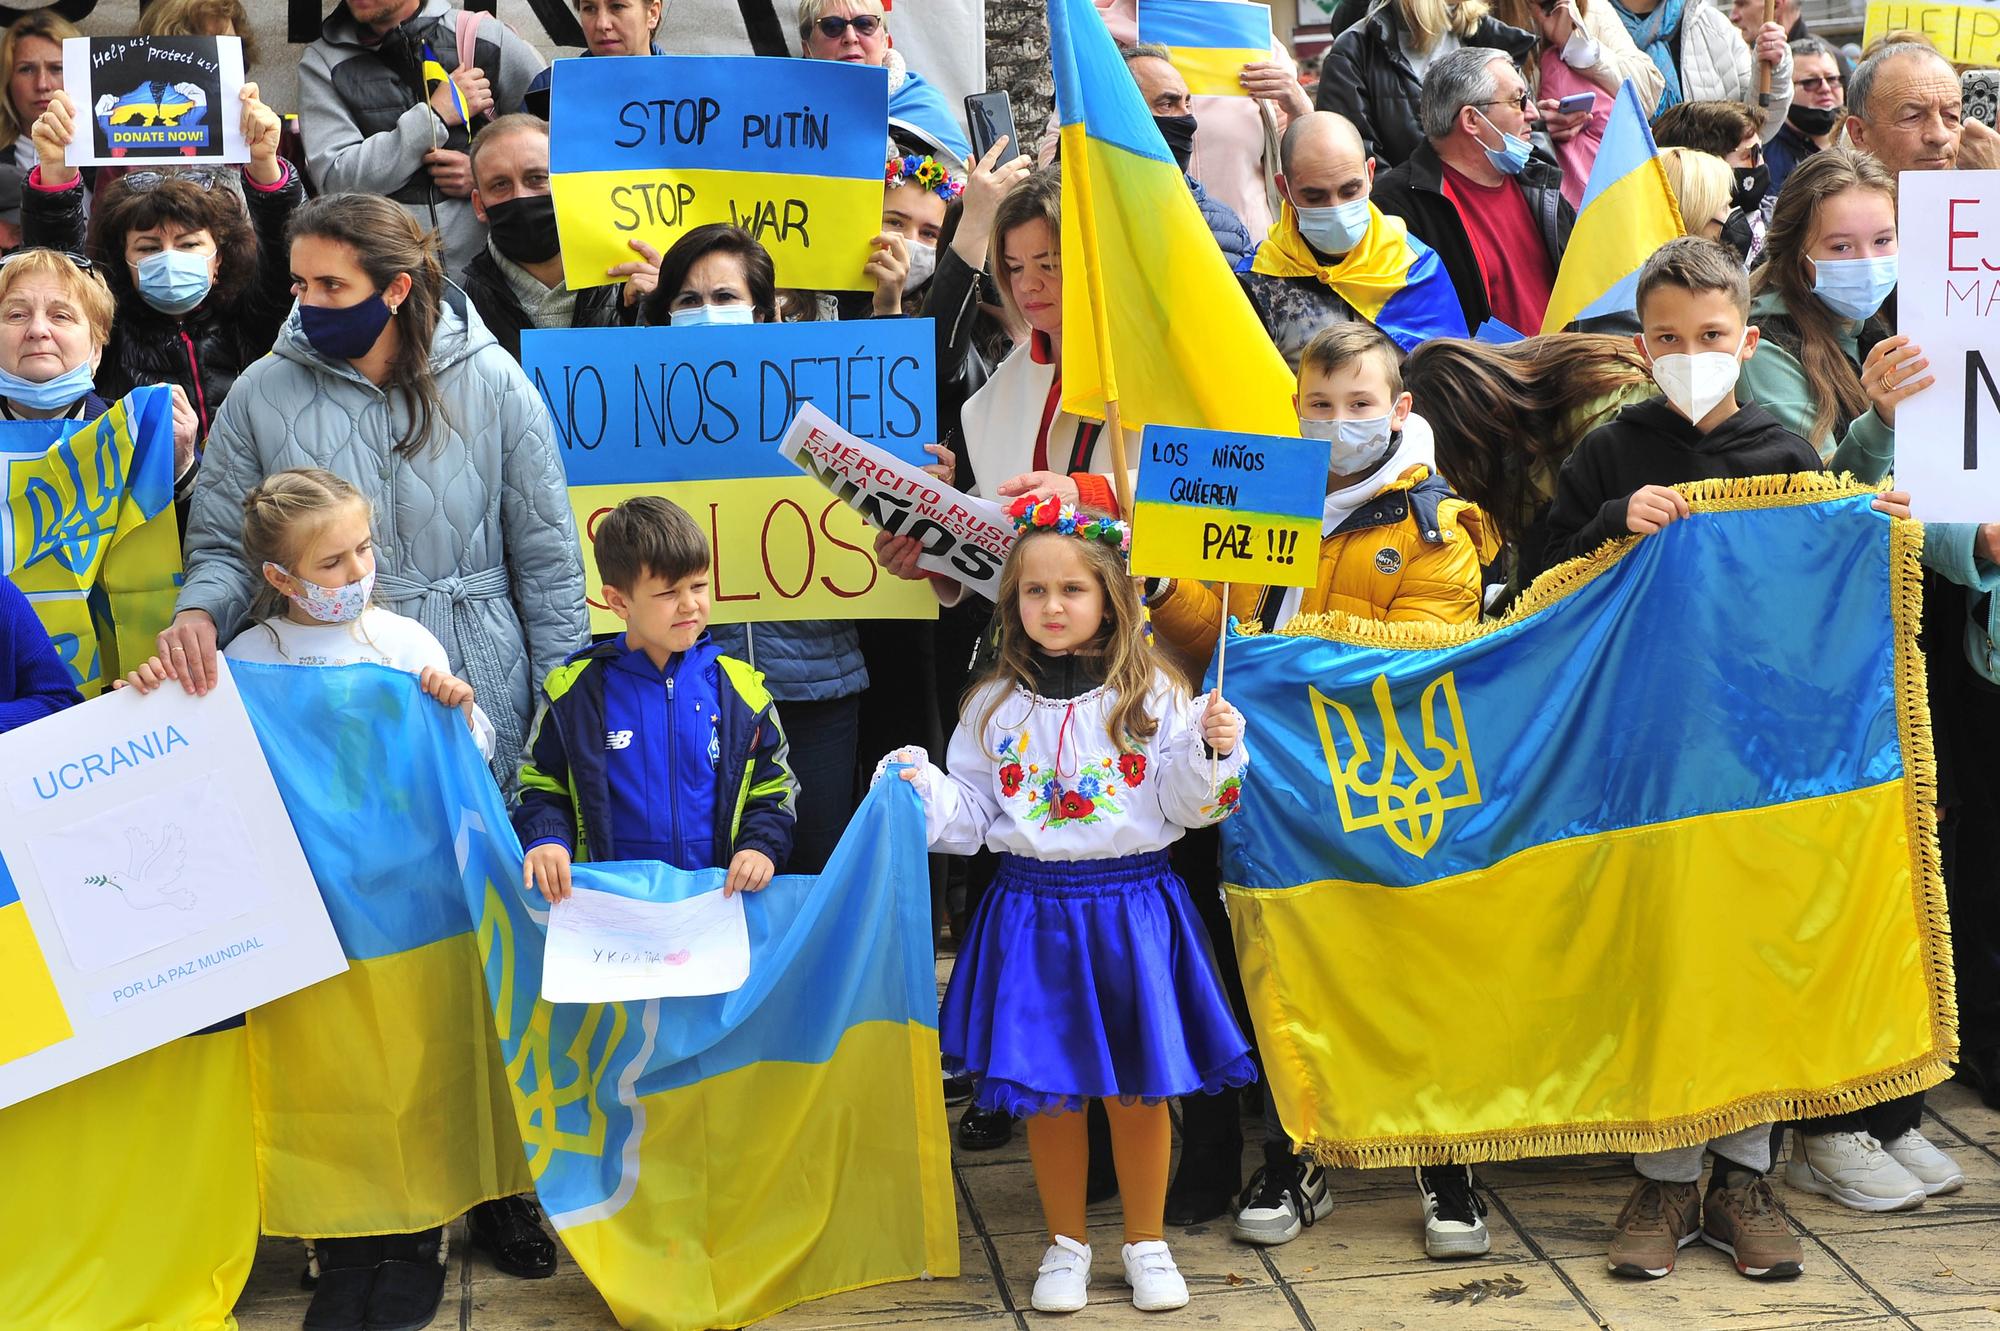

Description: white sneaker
[1031,1235,1090,1313]
[1785,1131,1926,1212]
[1121,1240,1189,1312]
[1231,1158,1334,1245]
[1881,1128,1965,1195]
[1417,1165,1491,1258]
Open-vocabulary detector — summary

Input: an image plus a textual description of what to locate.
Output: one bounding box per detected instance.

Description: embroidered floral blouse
[889,666,1248,860]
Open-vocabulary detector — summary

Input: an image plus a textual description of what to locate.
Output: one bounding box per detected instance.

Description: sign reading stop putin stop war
[523,323,938,629]
[1130,425,1331,587]
[548,55,888,292]
[1896,172,2000,523]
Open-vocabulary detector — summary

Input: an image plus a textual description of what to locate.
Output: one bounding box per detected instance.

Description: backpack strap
[456,9,493,125]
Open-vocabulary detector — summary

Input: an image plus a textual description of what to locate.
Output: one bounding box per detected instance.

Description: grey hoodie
[299,0,546,273]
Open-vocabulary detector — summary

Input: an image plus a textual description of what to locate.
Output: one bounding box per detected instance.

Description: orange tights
[1024,1098,1171,1244]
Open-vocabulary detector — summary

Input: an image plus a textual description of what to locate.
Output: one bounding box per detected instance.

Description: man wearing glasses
[1768,36,1844,193]
[1371,48,1573,336]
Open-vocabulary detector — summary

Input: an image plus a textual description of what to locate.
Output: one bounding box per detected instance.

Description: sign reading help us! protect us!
[522,322,939,629]
[548,55,888,291]
[1895,172,2000,523]
[62,36,248,166]
[780,402,1014,602]
[0,657,346,1110]
[1130,424,1330,587]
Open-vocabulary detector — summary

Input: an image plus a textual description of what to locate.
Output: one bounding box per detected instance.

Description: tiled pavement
[233,1078,2000,1331]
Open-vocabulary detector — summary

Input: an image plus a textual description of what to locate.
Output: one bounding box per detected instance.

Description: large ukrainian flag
[235,663,955,1330]
[1541,81,1685,333]
[1219,476,1955,1164]
[1050,0,1297,439]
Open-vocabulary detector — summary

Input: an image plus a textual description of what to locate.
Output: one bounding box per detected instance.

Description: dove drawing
[85,825,195,911]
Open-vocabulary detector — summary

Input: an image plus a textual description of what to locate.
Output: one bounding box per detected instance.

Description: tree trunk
[985,0,1053,148]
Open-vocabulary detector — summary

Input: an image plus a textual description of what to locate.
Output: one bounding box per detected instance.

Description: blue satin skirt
[941,850,1257,1116]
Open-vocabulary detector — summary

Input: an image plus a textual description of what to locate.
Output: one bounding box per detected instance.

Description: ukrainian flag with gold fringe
[233,662,955,1330]
[1051,0,1297,438]
[1541,81,1685,334]
[1,386,180,696]
[1135,0,1272,97]
[1218,477,1955,1165]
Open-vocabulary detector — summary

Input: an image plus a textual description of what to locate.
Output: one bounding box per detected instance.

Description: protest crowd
[0,0,1997,1326]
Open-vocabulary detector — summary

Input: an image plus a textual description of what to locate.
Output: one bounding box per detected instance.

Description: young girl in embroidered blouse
[880,497,1254,1317]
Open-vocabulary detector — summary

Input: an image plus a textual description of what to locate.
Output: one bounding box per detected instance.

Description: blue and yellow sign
[1136,0,1273,97]
[548,55,889,291]
[1130,424,1329,588]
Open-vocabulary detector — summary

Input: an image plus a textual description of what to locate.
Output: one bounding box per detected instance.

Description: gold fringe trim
[1268,472,1887,650]
[1294,1055,1957,1169]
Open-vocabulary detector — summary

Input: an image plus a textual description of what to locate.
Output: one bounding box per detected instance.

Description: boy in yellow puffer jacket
[1145,322,1500,1259]
[1148,323,1498,684]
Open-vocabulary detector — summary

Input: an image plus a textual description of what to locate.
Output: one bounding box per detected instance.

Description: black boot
[1957,1046,2000,1110]
[465,1196,557,1278]
[956,1104,1015,1151]
[1166,1089,1245,1226]
[304,1236,382,1331]
[364,1228,446,1331]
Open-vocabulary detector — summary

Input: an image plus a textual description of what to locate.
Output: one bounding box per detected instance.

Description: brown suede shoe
[1702,1172,1804,1279]
[1607,1178,1703,1278]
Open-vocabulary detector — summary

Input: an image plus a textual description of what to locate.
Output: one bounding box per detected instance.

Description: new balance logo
[606,730,634,750]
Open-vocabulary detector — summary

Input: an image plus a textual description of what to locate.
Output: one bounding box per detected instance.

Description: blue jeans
[777,694,860,875]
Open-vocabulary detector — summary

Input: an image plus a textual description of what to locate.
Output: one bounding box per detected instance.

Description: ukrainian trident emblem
[1310,672,1481,857]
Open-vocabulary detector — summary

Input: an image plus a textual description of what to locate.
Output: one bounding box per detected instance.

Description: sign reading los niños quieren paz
[1895,171,2000,523]
[547,55,888,292]
[1130,424,1331,587]
[522,323,939,628]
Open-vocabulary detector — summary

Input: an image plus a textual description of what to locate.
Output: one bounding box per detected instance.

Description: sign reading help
[1863,0,2000,62]
[523,323,939,629]
[548,55,889,292]
[1894,171,2000,523]
[1130,424,1330,587]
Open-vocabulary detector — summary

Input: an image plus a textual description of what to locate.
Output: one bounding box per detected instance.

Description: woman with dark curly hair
[19,79,303,469]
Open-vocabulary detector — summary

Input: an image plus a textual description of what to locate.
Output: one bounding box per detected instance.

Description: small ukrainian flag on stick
[421,41,469,127]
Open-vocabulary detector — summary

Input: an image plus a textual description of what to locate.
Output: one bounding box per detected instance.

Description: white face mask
[904,239,938,290]
[1300,413,1396,475]
[669,302,757,328]
[1644,330,1748,423]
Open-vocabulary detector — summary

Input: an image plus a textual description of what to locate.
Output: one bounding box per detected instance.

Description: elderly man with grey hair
[1370,47,1572,335]
[1845,39,2000,175]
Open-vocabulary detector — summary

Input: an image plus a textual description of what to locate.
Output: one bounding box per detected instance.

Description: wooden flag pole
[1210,581,1229,786]
[1104,397,1135,516]
[1757,0,1777,105]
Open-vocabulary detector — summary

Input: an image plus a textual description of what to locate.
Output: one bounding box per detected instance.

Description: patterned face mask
[267,563,374,623]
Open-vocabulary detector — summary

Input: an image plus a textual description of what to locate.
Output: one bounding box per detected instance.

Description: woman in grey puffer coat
[162,193,588,784]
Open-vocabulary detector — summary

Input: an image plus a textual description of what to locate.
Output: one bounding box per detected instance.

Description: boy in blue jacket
[514,497,798,901]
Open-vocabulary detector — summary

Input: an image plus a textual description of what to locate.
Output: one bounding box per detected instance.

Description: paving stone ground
[233,955,2000,1331]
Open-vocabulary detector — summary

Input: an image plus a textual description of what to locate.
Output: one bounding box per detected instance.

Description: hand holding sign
[1860,335,1934,426]
[31,89,78,188]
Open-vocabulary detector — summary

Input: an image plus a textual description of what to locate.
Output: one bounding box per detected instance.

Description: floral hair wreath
[885,153,965,202]
[1007,495,1132,556]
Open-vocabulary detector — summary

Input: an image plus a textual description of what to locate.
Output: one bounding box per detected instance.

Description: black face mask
[484,192,562,265]
[1730,161,1770,215]
[1788,103,1841,137]
[1155,113,1198,173]
[1719,208,1756,261]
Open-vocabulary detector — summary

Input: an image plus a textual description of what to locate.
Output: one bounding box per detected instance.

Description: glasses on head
[814,13,881,38]
[1480,92,1533,114]
[0,247,93,273]
[1793,74,1843,93]
[121,168,233,192]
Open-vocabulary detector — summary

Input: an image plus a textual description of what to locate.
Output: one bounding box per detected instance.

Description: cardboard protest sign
[62,36,248,167]
[780,403,1013,602]
[1863,0,2000,62]
[523,323,939,627]
[1895,171,2000,523]
[1136,0,1275,97]
[0,658,346,1109]
[548,55,888,291]
[1130,424,1330,587]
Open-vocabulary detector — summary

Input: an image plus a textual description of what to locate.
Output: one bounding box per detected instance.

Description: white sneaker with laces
[1121,1240,1189,1312]
[1031,1235,1091,1314]
[1231,1158,1334,1246]
[1784,1131,1926,1212]
[1416,1165,1491,1258]
[1881,1128,1965,1195]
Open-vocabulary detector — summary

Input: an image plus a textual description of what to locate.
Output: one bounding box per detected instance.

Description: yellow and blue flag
[1219,476,1955,1165]
[1135,0,1273,97]
[1541,80,1685,334]
[421,41,469,127]
[1251,201,1468,351]
[1,386,180,696]
[1051,0,1297,438]
[234,662,955,1330]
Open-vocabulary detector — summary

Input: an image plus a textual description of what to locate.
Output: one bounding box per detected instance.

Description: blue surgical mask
[669,303,757,328]
[135,249,214,315]
[0,359,95,411]
[1299,413,1397,475]
[1475,110,1532,176]
[1294,197,1373,258]
[1811,254,1899,321]
[299,290,395,361]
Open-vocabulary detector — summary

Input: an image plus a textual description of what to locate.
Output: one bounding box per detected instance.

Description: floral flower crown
[1007,495,1132,555]
[885,152,965,202]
